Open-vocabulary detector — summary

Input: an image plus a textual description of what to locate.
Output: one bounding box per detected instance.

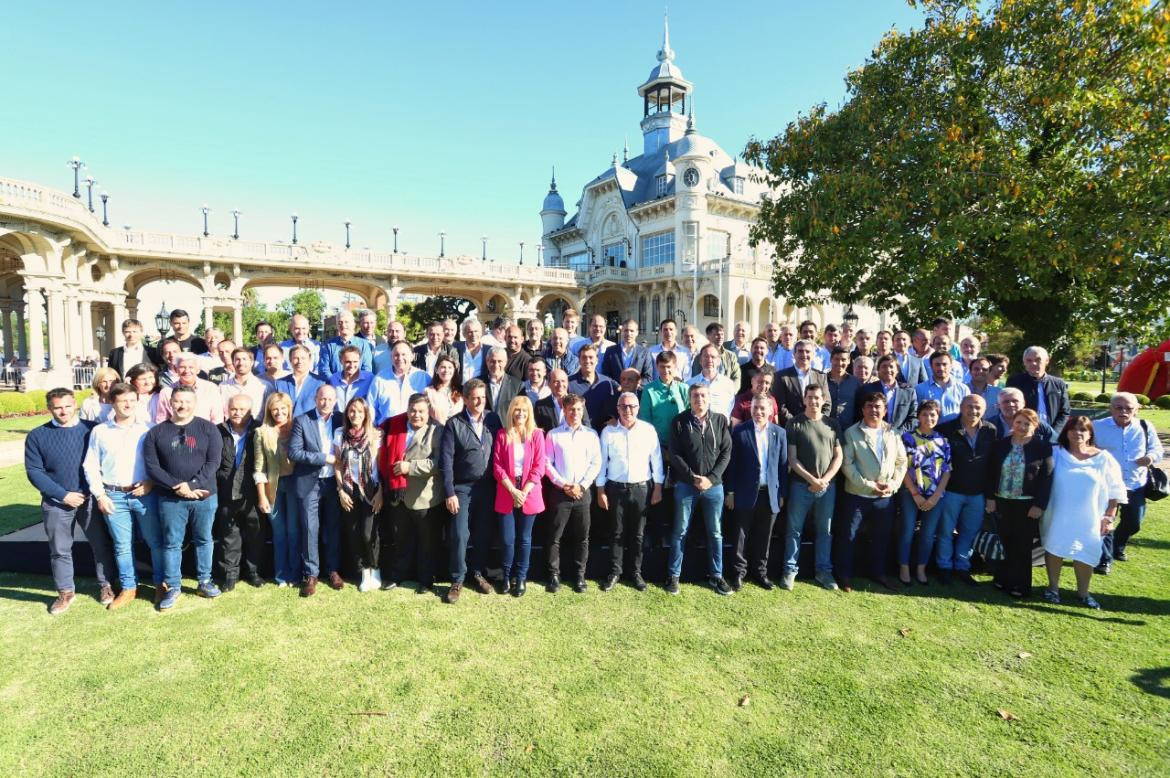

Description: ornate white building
[543,20,884,337]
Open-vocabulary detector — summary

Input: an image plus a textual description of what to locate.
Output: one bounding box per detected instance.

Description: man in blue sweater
[24,388,116,615]
[143,385,224,610]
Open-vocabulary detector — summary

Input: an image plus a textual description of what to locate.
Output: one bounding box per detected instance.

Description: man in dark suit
[413,321,458,376]
[106,318,163,377]
[502,325,533,382]
[287,383,345,596]
[483,346,521,418]
[857,354,919,433]
[1006,345,1071,436]
[214,393,263,590]
[535,369,591,432]
[602,318,654,384]
[892,330,929,385]
[454,318,489,385]
[771,339,830,424]
[725,395,787,590]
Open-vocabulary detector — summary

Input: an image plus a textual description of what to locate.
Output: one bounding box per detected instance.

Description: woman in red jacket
[492,395,546,596]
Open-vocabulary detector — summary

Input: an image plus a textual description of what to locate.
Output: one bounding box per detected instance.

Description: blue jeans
[670,482,725,579]
[499,511,536,581]
[135,498,166,587]
[103,491,158,590]
[937,492,985,571]
[897,489,945,567]
[157,493,217,589]
[299,478,341,579]
[784,480,835,574]
[267,479,300,584]
[452,480,496,583]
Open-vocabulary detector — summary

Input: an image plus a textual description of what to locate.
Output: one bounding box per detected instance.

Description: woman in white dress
[1041,415,1125,609]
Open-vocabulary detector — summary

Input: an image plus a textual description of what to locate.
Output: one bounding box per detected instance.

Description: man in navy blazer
[892,331,929,385]
[725,395,788,590]
[857,355,919,434]
[287,383,345,597]
[275,343,326,417]
[601,319,654,384]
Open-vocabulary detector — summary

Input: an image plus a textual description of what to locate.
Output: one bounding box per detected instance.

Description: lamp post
[481,235,488,261]
[99,192,110,227]
[1099,343,1112,395]
[392,225,399,253]
[95,321,106,353]
[291,214,298,245]
[537,244,543,267]
[344,219,351,250]
[439,231,446,257]
[843,305,860,328]
[67,156,84,198]
[201,205,211,237]
[84,175,96,212]
[231,208,240,240]
[519,241,525,265]
[154,302,170,340]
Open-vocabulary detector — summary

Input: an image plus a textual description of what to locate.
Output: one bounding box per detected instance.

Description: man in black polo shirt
[935,394,998,585]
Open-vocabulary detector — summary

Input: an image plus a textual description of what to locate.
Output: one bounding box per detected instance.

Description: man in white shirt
[220,348,272,418]
[649,318,692,381]
[367,340,430,424]
[1094,391,1164,568]
[455,318,487,385]
[596,391,663,591]
[543,394,602,593]
[688,344,737,419]
[573,314,615,357]
[84,382,158,609]
[107,318,162,377]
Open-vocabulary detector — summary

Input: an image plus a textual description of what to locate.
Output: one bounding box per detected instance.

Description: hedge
[1156,396,1170,410]
[1095,393,1112,403]
[1134,394,1152,406]
[1070,391,1095,402]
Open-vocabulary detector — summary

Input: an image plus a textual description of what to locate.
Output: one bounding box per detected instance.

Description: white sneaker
[358,568,373,593]
[371,568,383,590]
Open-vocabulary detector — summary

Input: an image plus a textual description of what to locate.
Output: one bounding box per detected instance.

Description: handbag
[1140,421,1169,502]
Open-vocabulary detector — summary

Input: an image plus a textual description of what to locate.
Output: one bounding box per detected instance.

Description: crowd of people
[24,306,1162,614]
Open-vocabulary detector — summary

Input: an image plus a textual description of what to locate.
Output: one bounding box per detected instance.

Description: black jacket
[440,410,503,496]
[1005,372,1071,436]
[533,395,591,433]
[668,410,732,485]
[936,419,999,496]
[857,380,918,434]
[484,374,521,417]
[413,343,458,373]
[771,367,830,424]
[107,344,164,377]
[216,421,258,507]
[985,436,1054,510]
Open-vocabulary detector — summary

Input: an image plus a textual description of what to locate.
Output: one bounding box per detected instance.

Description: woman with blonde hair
[491,395,546,596]
[80,367,120,421]
[425,355,464,423]
[333,397,383,591]
[253,391,298,586]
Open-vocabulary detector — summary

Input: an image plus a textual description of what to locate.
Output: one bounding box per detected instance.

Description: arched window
[651,296,661,331]
[638,296,647,333]
[665,294,676,321]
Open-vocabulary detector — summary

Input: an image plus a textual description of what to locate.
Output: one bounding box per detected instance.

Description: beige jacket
[842,420,908,497]
[253,424,292,505]
[396,421,442,511]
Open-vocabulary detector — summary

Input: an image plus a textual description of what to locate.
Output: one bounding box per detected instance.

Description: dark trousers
[391,503,439,585]
[732,488,777,580]
[213,498,264,585]
[607,481,649,578]
[548,489,591,580]
[648,452,674,547]
[837,493,895,582]
[451,479,496,582]
[1100,488,1146,564]
[997,498,1037,595]
[41,498,115,592]
[341,493,380,571]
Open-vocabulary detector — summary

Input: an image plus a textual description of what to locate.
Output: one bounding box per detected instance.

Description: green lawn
[0,412,47,443]
[0,463,40,534]
[0,498,1167,774]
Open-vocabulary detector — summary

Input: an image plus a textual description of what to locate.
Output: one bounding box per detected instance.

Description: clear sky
[2,1,923,265]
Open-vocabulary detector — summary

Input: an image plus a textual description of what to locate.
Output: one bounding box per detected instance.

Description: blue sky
[2,1,923,262]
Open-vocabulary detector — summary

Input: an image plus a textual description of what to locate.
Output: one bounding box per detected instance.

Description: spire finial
[550,165,557,191]
[612,151,619,166]
[657,12,674,63]
[623,137,629,163]
[685,103,695,134]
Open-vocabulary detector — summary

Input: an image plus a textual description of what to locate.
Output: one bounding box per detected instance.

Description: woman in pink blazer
[492,395,546,596]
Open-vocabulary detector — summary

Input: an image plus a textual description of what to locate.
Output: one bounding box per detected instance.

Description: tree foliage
[745,0,1170,362]
[396,296,476,344]
[210,288,328,344]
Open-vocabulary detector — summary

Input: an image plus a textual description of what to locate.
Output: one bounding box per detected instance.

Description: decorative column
[0,304,12,362]
[45,288,68,369]
[385,284,402,322]
[232,304,243,344]
[125,296,140,321]
[25,288,45,370]
[112,298,128,332]
[15,302,28,363]
[204,301,216,333]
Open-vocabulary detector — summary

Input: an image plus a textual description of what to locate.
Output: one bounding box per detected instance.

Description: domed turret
[540,168,566,235]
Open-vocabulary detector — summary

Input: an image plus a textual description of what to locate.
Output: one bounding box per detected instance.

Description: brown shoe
[98,584,115,607]
[471,573,493,595]
[108,587,137,610]
[327,572,344,590]
[301,576,318,597]
[445,582,462,604]
[49,590,75,616]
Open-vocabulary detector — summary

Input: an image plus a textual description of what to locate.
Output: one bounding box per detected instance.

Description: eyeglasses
[617,404,638,410]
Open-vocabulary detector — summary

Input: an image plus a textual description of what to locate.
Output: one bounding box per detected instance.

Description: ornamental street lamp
[519,241,525,265]
[291,214,298,245]
[84,175,96,212]
[99,192,110,227]
[392,225,399,253]
[231,208,241,240]
[67,156,84,198]
[537,245,543,267]
[95,321,107,352]
[154,302,170,338]
[344,219,351,250]
[482,235,488,261]
[843,306,860,328]
[439,231,446,257]
[201,205,211,237]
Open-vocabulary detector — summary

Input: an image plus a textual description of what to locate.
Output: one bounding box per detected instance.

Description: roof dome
[541,171,565,213]
[673,112,719,160]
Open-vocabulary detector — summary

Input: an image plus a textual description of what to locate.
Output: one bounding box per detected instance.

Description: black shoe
[1114,549,1129,562]
[546,575,560,594]
[665,575,680,595]
[246,577,265,588]
[509,577,519,596]
[1094,563,1111,575]
[631,573,647,592]
[955,570,978,587]
[515,579,526,598]
[729,575,743,592]
[600,575,618,592]
[221,580,237,593]
[709,576,733,596]
[755,576,775,591]
[573,578,587,594]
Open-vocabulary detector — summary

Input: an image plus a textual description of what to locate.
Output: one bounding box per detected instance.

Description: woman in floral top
[898,400,952,585]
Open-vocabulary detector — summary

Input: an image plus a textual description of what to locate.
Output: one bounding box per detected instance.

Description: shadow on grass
[0,586,55,611]
[0,503,40,536]
[1131,667,1170,700]
[1132,537,1170,551]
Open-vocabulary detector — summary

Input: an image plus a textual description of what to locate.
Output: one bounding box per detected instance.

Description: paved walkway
[0,439,25,468]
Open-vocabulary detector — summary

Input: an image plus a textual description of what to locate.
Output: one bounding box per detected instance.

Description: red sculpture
[1118,340,1170,400]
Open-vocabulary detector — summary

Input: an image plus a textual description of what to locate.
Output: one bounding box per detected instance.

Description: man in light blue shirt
[965,356,1001,419]
[1094,392,1163,567]
[915,351,969,423]
[813,324,839,372]
[367,341,431,424]
[327,345,374,409]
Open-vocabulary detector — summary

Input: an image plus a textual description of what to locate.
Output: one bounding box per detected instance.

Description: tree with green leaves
[745,0,1170,363]
[395,296,475,344]
[277,289,327,339]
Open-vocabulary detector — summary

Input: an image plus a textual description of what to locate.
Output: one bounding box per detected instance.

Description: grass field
[0,500,1167,774]
[0,413,47,443]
